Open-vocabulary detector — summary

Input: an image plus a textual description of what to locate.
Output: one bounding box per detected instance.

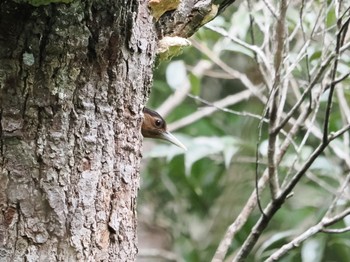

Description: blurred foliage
[138,1,350,261]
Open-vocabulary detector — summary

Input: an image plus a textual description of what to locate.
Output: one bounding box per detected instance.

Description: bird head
[142,108,187,150]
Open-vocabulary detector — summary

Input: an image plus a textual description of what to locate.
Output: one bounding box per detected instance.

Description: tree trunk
[0,0,155,260]
[0,0,234,260]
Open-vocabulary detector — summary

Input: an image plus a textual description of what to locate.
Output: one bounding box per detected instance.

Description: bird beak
[159,131,187,151]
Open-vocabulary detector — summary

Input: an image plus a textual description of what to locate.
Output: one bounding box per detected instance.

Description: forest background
[139,1,350,261]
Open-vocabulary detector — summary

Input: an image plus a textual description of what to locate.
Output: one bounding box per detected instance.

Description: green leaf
[184,137,224,175]
[145,135,239,175]
[223,43,254,58]
[326,7,336,28]
[189,73,201,96]
[223,143,238,169]
[310,50,322,62]
[144,142,185,162]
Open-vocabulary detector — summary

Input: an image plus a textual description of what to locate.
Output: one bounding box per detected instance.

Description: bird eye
[155,119,162,127]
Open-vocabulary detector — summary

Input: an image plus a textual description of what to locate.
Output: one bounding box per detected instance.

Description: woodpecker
[142,108,187,150]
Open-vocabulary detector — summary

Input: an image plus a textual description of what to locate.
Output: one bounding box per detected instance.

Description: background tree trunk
[0,0,156,260]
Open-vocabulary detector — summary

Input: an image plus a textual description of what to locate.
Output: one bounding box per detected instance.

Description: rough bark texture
[0,0,156,261]
[157,0,214,37]
[156,0,236,38]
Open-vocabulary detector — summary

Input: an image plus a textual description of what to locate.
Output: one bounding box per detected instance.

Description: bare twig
[203,24,272,87]
[299,0,311,82]
[306,172,338,195]
[191,38,266,100]
[209,2,350,262]
[204,24,270,73]
[233,118,350,261]
[322,14,350,143]
[211,96,312,262]
[261,0,278,19]
[277,101,311,165]
[274,52,335,134]
[268,176,350,262]
[246,0,271,216]
[138,248,181,262]
[265,208,350,261]
[157,82,191,118]
[233,142,328,262]
[321,226,350,234]
[168,90,252,131]
[157,59,213,117]
[325,173,350,217]
[280,78,324,188]
[267,0,288,200]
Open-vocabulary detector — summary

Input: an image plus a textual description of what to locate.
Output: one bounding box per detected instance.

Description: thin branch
[283,39,310,84]
[267,0,288,200]
[265,168,350,261]
[169,92,300,147]
[336,86,350,168]
[282,123,350,205]
[304,117,350,168]
[309,1,326,41]
[204,24,272,82]
[322,15,349,143]
[187,93,264,120]
[277,101,311,165]
[328,123,350,142]
[321,226,350,234]
[212,122,350,262]
[265,208,350,262]
[267,88,281,199]
[211,100,311,262]
[247,0,270,215]
[191,38,266,100]
[265,223,321,262]
[255,105,268,215]
[204,24,266,62]
[157,59,214,117]
[232,146,322,261]
[340,41,350,52]
[325,172,350,217]
[306,172,338,195]
[138,248,181,262]
[211,3,350,262]
[280,79,324,188]
[299,0,311,82]
[157,81,191,118]
[261,0,278,19]
[232,121,350,261]
[273,52,335,134]
[168,90,252,131]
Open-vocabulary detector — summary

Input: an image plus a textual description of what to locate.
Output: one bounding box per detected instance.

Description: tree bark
[0,0,236,260]
[0,0,155,261]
